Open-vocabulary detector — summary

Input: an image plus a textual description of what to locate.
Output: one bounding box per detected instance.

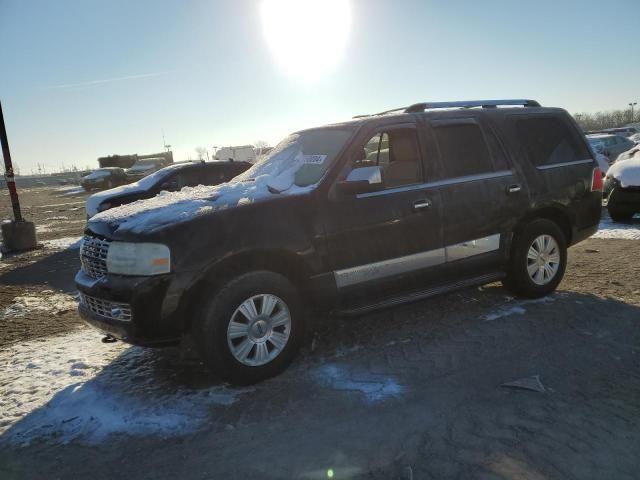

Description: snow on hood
[607,148,640,188]
[89,143,314,234]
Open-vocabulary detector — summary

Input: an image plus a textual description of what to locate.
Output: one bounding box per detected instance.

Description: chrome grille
[79,293,132,322]
[80,235,110,279]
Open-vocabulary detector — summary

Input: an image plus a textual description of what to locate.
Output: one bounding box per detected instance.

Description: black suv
[76,99,602,384]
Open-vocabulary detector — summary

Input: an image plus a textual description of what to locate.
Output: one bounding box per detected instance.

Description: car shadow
[0,341,237,447]
[0,248,80,292]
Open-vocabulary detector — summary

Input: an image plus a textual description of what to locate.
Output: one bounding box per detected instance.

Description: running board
[339,272,505,316]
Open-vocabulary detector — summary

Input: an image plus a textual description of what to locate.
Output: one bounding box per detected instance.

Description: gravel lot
[1,186,639,479]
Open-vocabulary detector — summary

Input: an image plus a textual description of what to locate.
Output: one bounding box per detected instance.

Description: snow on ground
[593,213,640,240]
[482,296,555,321]
[56,186,85,196]
[312,364,405,402]
[0,328,251,446]
[1,290,77,319]
[39,236,82,250]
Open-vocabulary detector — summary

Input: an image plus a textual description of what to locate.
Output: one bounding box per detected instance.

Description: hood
[607,148,640,188]
[88,172,313,235]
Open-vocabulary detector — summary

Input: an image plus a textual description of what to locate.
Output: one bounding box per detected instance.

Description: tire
[502,219,567,299]
[195,271,305,385]
[607,203,634,222]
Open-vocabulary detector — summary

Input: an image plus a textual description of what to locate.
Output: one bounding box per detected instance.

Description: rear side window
[433,123,495,178]
[515,116,591,166]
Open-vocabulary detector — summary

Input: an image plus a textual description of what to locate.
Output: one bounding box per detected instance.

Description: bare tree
[573,108,638,131]
[194,146,208,161]
[253,140,271,156]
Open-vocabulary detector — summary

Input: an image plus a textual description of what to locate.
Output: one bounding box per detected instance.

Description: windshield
[235,128,353,191]
[84,169,113,179]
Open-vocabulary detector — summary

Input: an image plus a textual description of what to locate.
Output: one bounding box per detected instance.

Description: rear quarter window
[515,115,591,167]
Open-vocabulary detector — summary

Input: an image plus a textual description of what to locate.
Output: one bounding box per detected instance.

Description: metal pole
[0,100,23,222]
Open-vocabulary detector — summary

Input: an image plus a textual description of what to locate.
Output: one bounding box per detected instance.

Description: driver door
[322,122,445,304]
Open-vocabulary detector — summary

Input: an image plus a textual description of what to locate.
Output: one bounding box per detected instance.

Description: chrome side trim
[446,234,501,262]
[334,248,445,288]
[536,159,593,170]
[334,233,502,288]
[357,170,513,198]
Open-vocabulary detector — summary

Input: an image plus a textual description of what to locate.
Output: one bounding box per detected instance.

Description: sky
[1,0,639,174]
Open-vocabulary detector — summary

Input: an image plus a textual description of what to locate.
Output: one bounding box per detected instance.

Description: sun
[260,0,351,80]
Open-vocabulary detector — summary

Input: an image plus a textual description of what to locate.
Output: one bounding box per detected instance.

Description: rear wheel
[502,219,567,298]
[608,202,635,222]
[196,271,305,385]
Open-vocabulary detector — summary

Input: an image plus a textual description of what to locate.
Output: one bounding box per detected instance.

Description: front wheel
[196,271,305,385]
[502,219,567,298]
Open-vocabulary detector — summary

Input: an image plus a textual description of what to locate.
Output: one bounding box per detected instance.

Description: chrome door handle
[413,199,432,210]
[507,184,522,194]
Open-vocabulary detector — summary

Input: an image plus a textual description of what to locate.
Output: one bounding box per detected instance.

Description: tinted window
[515,116,591,166]
[433,123,494,178]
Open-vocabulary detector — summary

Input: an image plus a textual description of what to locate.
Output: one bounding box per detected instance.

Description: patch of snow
[483,296,555,321]
[36,224,54,233]
[45,215,68,220]
[40,236,83,250]
[0,328,252,446]
[56,186,85,196]
[2,291,77,319]
[312,364,404,402]
[36,201,85,209]
[593,213,640,240]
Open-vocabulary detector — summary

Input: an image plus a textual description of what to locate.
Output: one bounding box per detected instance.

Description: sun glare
[260,0,351,80]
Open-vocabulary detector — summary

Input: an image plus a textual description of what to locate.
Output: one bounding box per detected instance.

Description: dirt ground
[1,186,640,479]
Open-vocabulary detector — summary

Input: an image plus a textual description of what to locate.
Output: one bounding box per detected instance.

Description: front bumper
[75,269,185,346]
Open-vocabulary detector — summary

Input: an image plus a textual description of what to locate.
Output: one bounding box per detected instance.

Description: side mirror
[337,164,383,194]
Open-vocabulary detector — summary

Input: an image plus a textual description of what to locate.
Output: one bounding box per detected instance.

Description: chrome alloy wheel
[527,234,561,286]
[226,294,292,366]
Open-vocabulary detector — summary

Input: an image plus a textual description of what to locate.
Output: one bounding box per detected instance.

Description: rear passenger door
[426,117,528,274]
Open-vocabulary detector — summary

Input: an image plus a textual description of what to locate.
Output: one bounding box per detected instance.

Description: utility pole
[1,100,23,222]
[629,102,637,123]
[0,100,37,251]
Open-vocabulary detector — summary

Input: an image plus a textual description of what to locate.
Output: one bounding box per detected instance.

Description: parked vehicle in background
[86,160,251,217]
[125,158,169,181]
[76,99,601,384]
[588,140,611,173]
[80,167,128,191]
[604,148,640,221]
[587,127,638,137]
[215,145,256,163]
[586,134,635,162]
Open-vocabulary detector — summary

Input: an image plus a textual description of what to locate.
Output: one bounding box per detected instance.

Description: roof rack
[353,99,540,119]
[404,99,540,113]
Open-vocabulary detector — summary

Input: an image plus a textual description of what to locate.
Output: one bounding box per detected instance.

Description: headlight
[106,242,171,276]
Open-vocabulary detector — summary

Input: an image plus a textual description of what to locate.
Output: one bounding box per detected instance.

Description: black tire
[502,219,567,299]
[607,203,635,222]
[195,271,305,385]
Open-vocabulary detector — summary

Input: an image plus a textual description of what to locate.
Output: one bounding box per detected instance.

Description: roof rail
[404,99,540,113]
[352,99,540,119]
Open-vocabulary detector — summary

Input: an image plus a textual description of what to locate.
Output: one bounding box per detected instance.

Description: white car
[604,148,640,221]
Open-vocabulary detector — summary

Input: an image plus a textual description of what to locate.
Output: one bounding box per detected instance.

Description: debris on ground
[501,375,546,392]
